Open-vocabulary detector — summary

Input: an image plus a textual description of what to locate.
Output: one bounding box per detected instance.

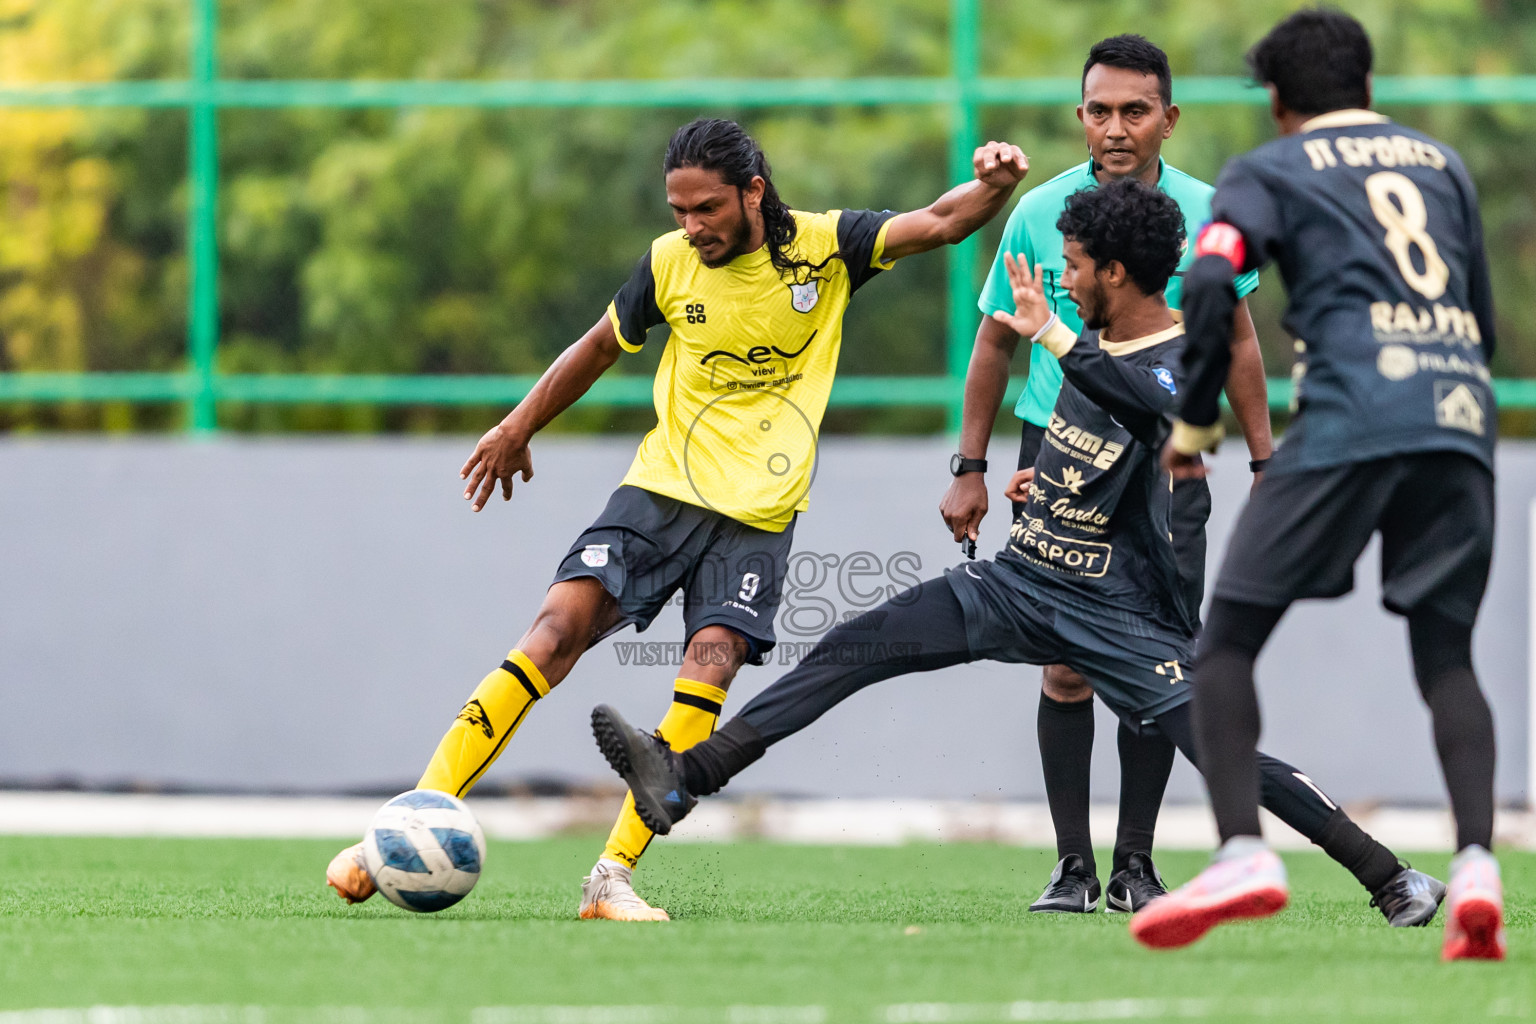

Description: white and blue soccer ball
[362,789,487,912]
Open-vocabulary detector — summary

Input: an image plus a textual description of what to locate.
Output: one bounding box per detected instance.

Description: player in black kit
[589,178,1443,928]
[1138,11,1504,960]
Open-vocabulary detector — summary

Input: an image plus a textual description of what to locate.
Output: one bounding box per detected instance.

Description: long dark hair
[664,118,821,282]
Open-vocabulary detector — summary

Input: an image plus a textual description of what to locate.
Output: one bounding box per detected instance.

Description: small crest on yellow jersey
[788,279,820,313]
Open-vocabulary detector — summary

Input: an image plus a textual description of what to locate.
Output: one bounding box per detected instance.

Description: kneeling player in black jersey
[589,178,1443,929]
[1151,11,1503,959]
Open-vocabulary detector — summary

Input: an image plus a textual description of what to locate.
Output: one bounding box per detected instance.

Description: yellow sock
[417,649,550,798]
[601,678,727,868]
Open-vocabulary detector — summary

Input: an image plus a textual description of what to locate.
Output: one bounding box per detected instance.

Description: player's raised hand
[990,252,1051,338]
[460,421,534,512]
[1002,466,1035,505]
[973,142,1029,189]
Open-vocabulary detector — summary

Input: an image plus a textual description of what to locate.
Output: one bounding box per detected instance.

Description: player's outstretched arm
[460,315,622,511]
[1055,339,1181,447]
[879,142,1029,261]
[939,316,1020,544]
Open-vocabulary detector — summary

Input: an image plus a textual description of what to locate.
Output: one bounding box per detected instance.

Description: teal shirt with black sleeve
[978,159,1261,427]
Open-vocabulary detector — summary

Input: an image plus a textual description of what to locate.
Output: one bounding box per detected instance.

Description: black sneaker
[591,704,696,835]
[1370,864,1446,927]
[1029,854,1101,913]
[1105,851,1168,913]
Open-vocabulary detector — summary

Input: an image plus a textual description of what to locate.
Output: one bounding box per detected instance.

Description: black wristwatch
[950,454,987,477]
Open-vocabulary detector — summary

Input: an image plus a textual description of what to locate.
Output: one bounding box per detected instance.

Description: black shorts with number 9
[552,485,795,665]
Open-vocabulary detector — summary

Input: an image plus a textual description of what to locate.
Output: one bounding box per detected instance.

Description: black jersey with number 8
[1210,109,1496,475]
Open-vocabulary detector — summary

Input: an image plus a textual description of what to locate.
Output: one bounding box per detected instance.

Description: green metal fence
[4,0,1536,432]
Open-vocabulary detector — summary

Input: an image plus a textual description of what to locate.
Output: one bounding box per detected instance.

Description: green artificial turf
[0,836,1530,1022]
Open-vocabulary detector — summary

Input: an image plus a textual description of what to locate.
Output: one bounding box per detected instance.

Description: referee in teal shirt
[940,35,1274,915]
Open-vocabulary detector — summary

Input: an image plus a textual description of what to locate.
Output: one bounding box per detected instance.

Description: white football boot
[579,858,670,921]
[1442,844,1505,961]
[1130,836,1288,949]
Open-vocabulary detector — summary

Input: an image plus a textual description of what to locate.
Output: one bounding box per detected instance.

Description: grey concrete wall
[0,436,1528,805]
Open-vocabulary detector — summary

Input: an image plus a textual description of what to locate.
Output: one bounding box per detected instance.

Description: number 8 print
[1365,171,1450,301]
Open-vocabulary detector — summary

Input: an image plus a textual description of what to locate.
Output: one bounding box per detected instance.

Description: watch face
[951,454,984,476]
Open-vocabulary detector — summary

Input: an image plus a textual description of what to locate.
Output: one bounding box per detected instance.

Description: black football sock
[1192,599,1286,842]
[1317,807,1401,892]
[683,577,973,798]
[680,717,766,797]
[1256,750,1399,892]
[1409,611,1496,851]
[1039,691,1096,874]
[735,576,972,744]
[1160,704,1401,892]
[1112,720,1176,875]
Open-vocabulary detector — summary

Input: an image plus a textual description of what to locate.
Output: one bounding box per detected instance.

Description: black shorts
[946,560,1193,724]
[1018,418,1211,618]
[552,485,795,664]
[1213,451,1494,626]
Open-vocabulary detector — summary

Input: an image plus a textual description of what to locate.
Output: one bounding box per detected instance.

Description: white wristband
[1030,313,1060,343]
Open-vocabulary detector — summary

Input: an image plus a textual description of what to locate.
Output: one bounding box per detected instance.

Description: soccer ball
[361,789,487,912]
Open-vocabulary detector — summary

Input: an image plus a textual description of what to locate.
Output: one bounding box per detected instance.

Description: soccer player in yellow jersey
[326,117,1030,919]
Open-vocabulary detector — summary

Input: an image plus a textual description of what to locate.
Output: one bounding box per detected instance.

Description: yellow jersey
[606,209,896,532]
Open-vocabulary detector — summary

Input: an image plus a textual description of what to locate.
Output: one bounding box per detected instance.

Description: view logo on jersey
[701,329,819,391]
[700,329,818,369]
[706,359,786,390]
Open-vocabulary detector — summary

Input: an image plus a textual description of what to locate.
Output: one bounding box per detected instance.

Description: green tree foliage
[0,0,1533,431]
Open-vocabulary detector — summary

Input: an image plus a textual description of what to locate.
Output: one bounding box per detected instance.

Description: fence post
[945,0,981,434]
[187,0,220,433]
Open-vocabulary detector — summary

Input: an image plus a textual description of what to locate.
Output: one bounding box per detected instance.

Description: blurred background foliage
[0,0,1533,432]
